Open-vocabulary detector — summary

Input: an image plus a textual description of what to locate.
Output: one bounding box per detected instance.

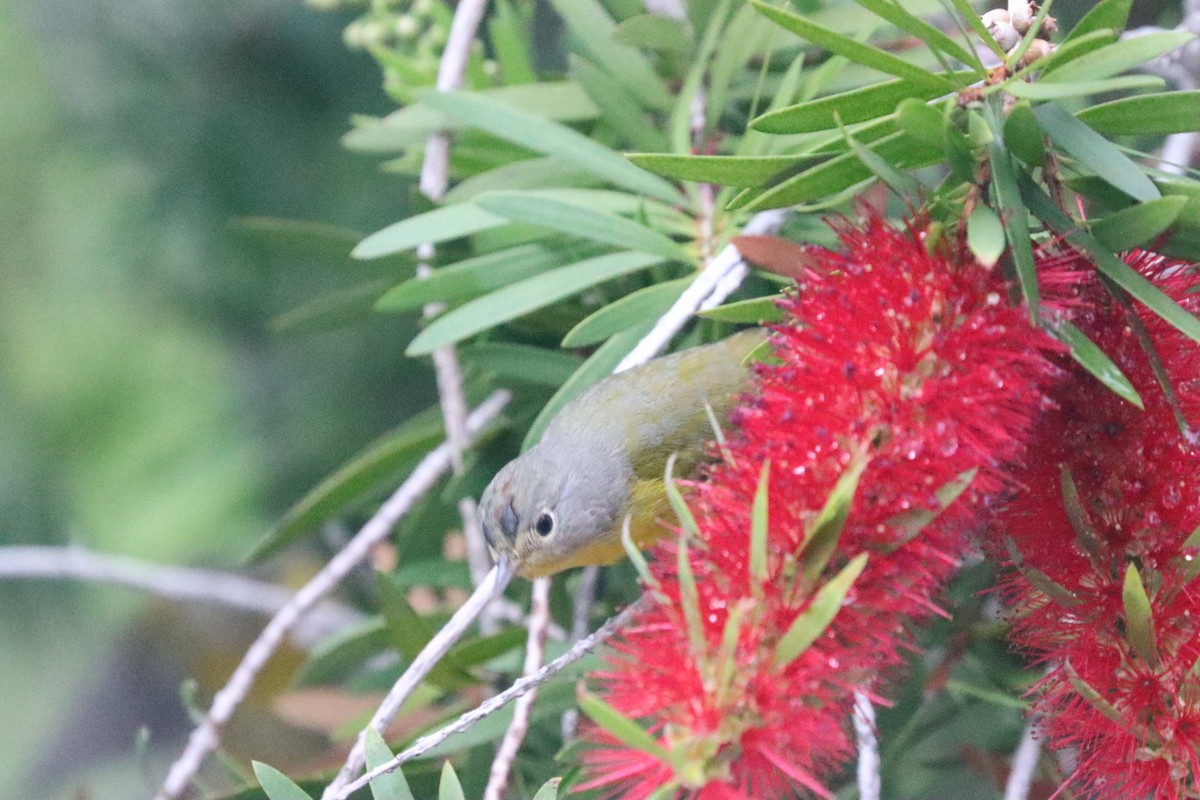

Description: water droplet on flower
[1164,483,1182,507]
[827,658,840,669]
[906,448,918,460]
[938,437,959,456]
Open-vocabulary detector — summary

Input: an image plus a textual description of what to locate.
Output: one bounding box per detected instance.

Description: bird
[478,328,764,578]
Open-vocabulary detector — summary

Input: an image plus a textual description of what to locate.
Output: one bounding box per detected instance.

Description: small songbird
[479,328,763,578]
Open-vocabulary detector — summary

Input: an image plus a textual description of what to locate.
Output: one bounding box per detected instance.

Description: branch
[614,209,789,373]
[0,546,363,649]
[1003,715,1042,800]
[483,576,553,800]
[332,596,650,800]
[153,390,510,800]
[853,690,881,800]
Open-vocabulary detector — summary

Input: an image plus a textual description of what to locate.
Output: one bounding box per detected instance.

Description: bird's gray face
[478,447,619,578]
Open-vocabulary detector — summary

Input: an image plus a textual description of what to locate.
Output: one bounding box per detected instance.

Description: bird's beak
[492,552,517,598]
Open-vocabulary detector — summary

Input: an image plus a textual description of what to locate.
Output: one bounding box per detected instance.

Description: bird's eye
[534,511,556,537]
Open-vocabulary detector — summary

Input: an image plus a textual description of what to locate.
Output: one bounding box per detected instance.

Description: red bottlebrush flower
[578,217,1063,798]
[994,249,1200,800]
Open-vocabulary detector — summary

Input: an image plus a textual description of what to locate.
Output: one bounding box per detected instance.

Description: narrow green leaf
[774,553,869,668]
[967,204,1006,268]
[944,0,1006,58]
[1037,103,1160,202]
[1005,536,1082,607]
[438,762,465,800]
[710,3,781,133]
[1003,103,1046,166]
[1039,29,1119,79]
[1049,320,1144,409]
[271,279,394,334]
[376,573,475,691]
[459,342,581,387]
[1046,31,1194,84]
[1181,524,1200,582]
[621,513,663,595]
[1063,660,1123,723]
[233,217,364,261]
[248,407,446,562]
[613,13,692,53]
[670,0,736,154]
[443,157,601,204]
[523,323,649,449]
[988,133,1039,318]
[883,468,977,550]
[532,778,562,800]
[1060,467,1107,568]
[842,124,920,197]
[749,461,770,593]
[364,730,414,800]
[1091,196,1188,252]
[715,600,748,706]
[802,457,867,586]
[1123,564,1159,667]
[254,763,313,800]
[475,192,689,262]
[571,56,669,153]
[376,241,602,313]
[489,0,536,84]
[626,153,816,187]
[293,617,389,687]
[579,692,670,760]
[1019,175,1200,345]
[563,278,690,347]
[1077,91,1200,136]
[1002,74,1165,100]
[1066,0,1132,41]
[354,205,507,260]
[850,0,980,67]
[676,526,708,659]
[407,251,665,355]
[665,453,701,539]
[697,294,785,324]
[752,77,963,134]
[420,91,679,203]
[543,0,674,111]
[750,0,957,92]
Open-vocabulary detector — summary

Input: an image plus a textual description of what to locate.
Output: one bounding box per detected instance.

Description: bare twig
[853,690,881,800]
[322,560,516,799]
[333,596,650,800]
[153,390,510,800]
[483,577,553,800]
[1004,715,1042,800]
[614,209,789,373]
[0,546,363,648]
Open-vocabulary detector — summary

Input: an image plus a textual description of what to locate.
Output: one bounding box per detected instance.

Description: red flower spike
[579,217,1062,798]
[993,248,1200,800]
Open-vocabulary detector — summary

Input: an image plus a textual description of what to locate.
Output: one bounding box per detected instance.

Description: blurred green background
[0,0,433,796]
[0,0,1182,798]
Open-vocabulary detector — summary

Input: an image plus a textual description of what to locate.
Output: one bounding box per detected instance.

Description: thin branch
[614,209,789,373]
[853,690,881,800]
[483,576,553,800]
[153,390,510,800]
[333,596,650,800]
[1004,715,1042,800]
[0,546,363,649]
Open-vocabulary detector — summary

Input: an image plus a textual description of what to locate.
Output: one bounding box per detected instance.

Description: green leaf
[523,323,649,449]
[749,461,770,594]
[489,0,537,85]
[1019,175,1200,345]
[774,553,869,668]
[407,251,666,355]
[750,0,957,92]
[842,124,919,197]
[1060,468,1106,567]
[966,204,1005,268]
[1066,0,1132,41]
[1123,564,1159,667]
[579,692,670,760]
[669,0,736,153]
[1003,103,1046,166]
[1039,29,1119,79]
[848,0,980,67]
[443,157,601,204]
[364,730,414,800]
[676,526,708,660]
[532,778,562,800]
[1044,31,1195,84]
[343,82,598,152]
[1037,103,1160,202]
[420,91,679,203]
[883,468,977,550]
[571,56,669,153]
[293,618,389,687]
[254,763,313,800]
[376,573,475,691]
[543,0,674,111]
[1048,320,1144,409]
[375,241,603,313]
[987,133,1038,318]
[1002,74,1165,100]
[665,452,701,538]
[459,342,582,387]
[626,153,816,187]
[1091,196,1188,252]
[438,763,465,800]
[271,279,395,334]
[474,192,689,262]
[248,407,445,562]
[233,217,365,262]
[613,13,692,53]
[752,77,962,134]
[802,457,867,586]
[563,277,691,347]
[697,294,784,324]
[354,205,507,260]
[1006,536,1082,607]
[1063,660,1123,723]
[944,0,1006,58]
[1077,91,1200,136]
